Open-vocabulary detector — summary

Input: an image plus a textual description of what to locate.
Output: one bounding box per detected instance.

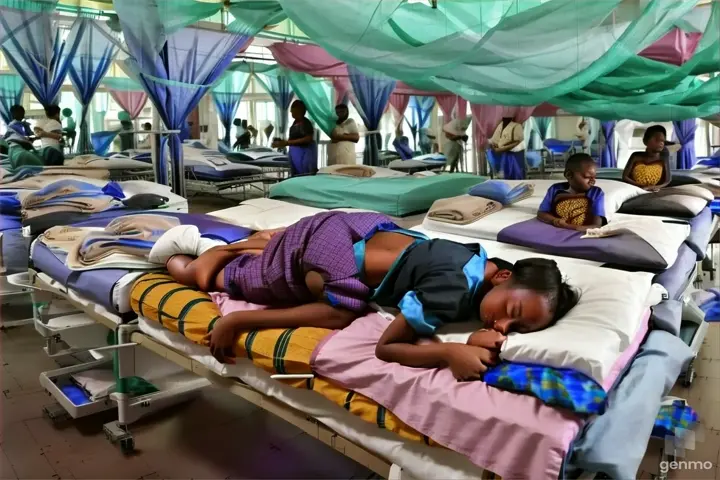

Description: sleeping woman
[149,211,577,370]
[622,125,672,192]
[537,153,606,232]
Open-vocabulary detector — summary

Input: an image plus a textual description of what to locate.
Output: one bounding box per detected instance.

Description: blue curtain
[0,74,24,126]
[600,121,617,168]
[673,119,697,169]
[212,71,250,148]
[91,130,120,156]
[410,95,435,153]
[68,19,118,154]
[0,6,84,107]
[348,65,396,166]
[257,71,294,139]
[120,26,249,195]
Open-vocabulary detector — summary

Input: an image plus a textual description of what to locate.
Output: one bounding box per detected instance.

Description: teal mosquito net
[286,71,335,136]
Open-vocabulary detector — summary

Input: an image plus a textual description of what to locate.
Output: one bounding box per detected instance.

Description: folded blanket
[320,165,376,178]
[468,180,534,205]
[40,226,97,252]
[428,195,501,225]
[65,214,182,271]
[22,197,119,220]
[39,167,110,179]
[21,179,124,211]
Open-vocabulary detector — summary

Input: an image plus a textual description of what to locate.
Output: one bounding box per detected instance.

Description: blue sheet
[685,207,713,260]
[565,330,693,479]
[654,243,697,301]
[189,165,262,180]
[2,228,27,274]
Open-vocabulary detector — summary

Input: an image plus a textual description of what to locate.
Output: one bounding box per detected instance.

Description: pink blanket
[311,312,650,479]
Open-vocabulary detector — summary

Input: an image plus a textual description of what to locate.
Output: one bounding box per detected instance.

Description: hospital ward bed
[0,179,188,329]
[12,195,699,479]
[419,179,715,385]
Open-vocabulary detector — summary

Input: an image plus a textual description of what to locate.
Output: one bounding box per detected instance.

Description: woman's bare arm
[622,154,641,187]
[375,314,449,368]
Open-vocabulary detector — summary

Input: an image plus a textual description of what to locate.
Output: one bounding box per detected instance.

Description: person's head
[233,118,242,127]
[643,125,666,154]
[290,100,307,120]
[241,119,248,128]
[10,105,25,121]
[121,120,133,130]
[564,153,597,193]
[335,103,349,122]
[44,104,61,121]
[143,122,152,131]
[479,258,579,335]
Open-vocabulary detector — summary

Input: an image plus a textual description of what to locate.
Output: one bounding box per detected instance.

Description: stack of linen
[18,179,125,220]
[38,214,185,271]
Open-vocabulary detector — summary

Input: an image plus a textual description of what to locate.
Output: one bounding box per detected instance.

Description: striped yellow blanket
[131,273,500,478]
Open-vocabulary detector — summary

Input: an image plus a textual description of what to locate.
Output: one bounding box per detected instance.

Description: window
[216,100,251,142]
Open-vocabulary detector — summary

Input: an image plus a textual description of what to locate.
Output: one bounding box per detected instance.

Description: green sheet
[269,173,486,217]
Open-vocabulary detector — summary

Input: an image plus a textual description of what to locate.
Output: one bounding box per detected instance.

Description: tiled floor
[0,316,375,480]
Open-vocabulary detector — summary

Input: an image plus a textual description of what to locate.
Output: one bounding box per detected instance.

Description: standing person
[274,100,317,176]
[442,117,471,173]
[137,122,153,149]
[575,117,590,153]
[621,125,672,191]
[238,120,252,149]
[62,108,76,152]
[245,121,258,145]
[392,124,414,160]
[488,117,526,179]
[328,103,360,165]
[232,118,246,151]
[33,105,65,166]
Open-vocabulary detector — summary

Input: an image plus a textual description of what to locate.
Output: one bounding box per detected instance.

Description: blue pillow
[484,362,608,414]
[469,180,533,206]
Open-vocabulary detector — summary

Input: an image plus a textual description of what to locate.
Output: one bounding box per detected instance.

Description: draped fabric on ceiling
[118,23,249,194]
[640,28,703,66]
[256,69,294,140]
[600,121,617,168]
[436,95,458,120]
[673,119,697,169]
[68,18,118,154]
[212,71,251,148]
[348,65,395,167]
[389,94,409,128]
[286,71,335,136]
[104,77,149,120]
[0,3,84,107]
[409,95,435,152]
[0,74,25,126]
[332,77,352,106]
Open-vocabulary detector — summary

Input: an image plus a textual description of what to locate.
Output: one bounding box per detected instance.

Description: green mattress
[269,173,486,216]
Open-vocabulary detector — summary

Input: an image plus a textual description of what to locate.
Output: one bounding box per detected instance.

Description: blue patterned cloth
[483,362,607,414]
[651,400,698,439]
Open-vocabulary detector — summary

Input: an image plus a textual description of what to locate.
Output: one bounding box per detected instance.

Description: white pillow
[500,264,663,385]
[210,198,326,230]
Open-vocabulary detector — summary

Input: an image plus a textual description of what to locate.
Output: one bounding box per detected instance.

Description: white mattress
[64,155,153,170]
[137,316,488,479]
[209,198,426,231]
[184,154,263,173]
[421,180,690,269]
[409,229,663,384]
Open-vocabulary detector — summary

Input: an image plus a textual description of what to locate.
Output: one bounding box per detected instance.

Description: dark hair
[335,103,348,110]
[291,100,307,114]
[643,125,666,145]
[508,258,580,324]
[233,118,242,126]
[10,104,24,120]
[488,257,513,272]
[143,122,152,130]
[564,152,595,176]
[44,104,61,118]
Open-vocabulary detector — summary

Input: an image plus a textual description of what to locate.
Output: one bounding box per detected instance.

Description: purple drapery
[673,119,697,169]
[107,90,147,120]
[348,65,395,167]
[639,29,703,66]
[600,121,617,168]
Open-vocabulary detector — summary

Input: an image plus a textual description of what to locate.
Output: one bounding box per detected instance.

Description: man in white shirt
[34,104,64,149]
[328,104,360,165]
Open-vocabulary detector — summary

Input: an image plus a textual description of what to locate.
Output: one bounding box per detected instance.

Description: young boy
[536,153,606,232]
[3,105,34,148]
[150,212,577,367]
[34,105,64,150]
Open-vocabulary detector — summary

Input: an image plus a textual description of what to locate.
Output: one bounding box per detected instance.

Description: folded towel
[468,180,534,205]
[21,180,124,211]
[40,226,97,252]
[39,167,110,180]
[428,195,502,225]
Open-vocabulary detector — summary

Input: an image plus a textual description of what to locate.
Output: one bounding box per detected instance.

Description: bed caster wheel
[683,361,696,387]
[43,403,69,425]
[103,421,133,454]
[119,436,135,455]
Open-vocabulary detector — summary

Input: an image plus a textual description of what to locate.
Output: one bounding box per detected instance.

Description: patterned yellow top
[631,162,663,187]
[554,197,589,226]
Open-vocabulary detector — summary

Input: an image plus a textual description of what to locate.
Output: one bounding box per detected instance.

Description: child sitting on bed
[622,125,671,192]
[536,153,606,232]
[150,211,577,367]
